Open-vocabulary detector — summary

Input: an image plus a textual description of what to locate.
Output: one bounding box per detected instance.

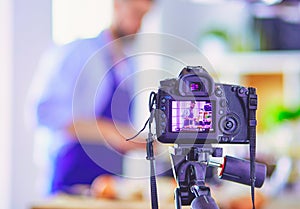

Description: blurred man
[33,0,153,194]
[182,101,196,128]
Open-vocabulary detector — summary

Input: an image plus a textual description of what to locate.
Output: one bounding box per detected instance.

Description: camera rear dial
[219,114,240,136]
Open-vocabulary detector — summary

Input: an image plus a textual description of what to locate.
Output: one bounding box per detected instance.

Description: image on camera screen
[171,100,213,133]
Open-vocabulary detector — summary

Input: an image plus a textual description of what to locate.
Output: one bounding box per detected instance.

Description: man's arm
[67,118,145,152]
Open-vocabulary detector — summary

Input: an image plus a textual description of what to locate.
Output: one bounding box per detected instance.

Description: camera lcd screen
[170,100,214,133]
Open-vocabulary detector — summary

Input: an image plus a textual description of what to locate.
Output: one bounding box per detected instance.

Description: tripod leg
[174,188,182,209]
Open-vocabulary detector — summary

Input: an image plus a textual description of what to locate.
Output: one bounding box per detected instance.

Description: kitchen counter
[30,193,300,209]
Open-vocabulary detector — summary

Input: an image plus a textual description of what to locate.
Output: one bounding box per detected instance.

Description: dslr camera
[156,66,257,144]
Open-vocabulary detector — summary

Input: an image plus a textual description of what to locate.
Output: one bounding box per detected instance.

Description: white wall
[160,0,251,50]
[0,0,13,208]
[11,0,52,208]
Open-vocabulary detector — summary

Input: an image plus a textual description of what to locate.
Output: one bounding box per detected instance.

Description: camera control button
[219,110,224,115]
[161,98,166,104]
[225,120,234,130]
[220,114,240,135]
[160,106,166,111]
[215,86,223,97]
[220,136,230,142]
[238,87,247,95]
[220,99,227,107]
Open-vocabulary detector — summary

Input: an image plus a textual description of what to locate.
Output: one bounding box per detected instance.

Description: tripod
[169,144,266,209]
[170,144,221,209]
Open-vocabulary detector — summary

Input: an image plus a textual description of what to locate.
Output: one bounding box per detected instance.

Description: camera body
[156,66,257,144]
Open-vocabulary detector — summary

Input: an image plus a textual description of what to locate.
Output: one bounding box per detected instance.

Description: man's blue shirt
[33,29,136,193]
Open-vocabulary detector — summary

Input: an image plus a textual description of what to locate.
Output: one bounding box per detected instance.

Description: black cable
[125,91,159,209]
[126,118,150,141]
[126,91,157,141]
[149,91,157,112]
[149,153,159,209]
[146,92,159,209]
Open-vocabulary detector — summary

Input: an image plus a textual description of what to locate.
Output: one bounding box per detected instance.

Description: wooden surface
[31,195,175,209]
[30,193,300,209]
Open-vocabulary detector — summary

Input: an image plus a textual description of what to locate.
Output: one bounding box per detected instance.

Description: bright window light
[52,0,113,45]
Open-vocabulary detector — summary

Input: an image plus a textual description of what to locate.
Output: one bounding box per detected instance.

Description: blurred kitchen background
[1,0,300,208]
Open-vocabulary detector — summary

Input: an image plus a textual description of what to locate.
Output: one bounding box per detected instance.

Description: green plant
[263,102,300,130]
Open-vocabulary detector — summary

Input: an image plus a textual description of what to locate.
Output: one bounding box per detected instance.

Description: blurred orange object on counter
[90,175,177,202]
[228,191,267,209]
[90,175,117,199]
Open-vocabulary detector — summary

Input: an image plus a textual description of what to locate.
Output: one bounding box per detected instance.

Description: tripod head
[169,144,266,209]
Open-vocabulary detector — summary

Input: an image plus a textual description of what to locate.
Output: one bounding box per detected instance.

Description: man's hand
[67,118,146,153]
